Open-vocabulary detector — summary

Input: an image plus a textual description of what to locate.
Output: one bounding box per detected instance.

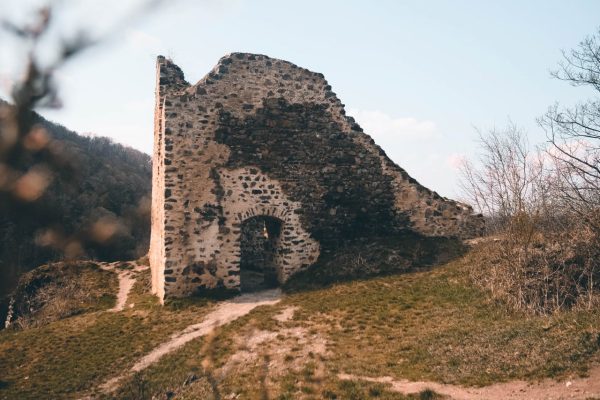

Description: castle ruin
[150,53,483,301]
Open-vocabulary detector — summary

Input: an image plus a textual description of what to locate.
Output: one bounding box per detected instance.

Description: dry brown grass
[470,217,600,315]
[5,261,118,329]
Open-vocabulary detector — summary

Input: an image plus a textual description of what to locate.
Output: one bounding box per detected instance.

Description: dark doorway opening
[239,216,282,292]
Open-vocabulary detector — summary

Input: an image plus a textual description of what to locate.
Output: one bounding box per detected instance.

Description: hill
[0,100,151,304]
[0,243,599,399]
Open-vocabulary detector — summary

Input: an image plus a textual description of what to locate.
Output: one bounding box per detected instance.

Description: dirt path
[97,288,282,394]
[99,262,147,312]
[109,272,135,312]
[339,367,600,400]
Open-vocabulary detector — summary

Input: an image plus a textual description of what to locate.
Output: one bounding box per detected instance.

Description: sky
[1,0,599,198]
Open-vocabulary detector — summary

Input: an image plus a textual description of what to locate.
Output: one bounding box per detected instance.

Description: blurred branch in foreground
[0,1,164,300]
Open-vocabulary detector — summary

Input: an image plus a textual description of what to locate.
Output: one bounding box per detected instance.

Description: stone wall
[150,53,484,301]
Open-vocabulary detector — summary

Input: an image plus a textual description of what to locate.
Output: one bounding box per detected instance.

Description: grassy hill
[1,243,599,399]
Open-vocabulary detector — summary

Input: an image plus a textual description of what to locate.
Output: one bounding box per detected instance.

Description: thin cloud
[446,153,466,170]
[347,108,437,139]
[345,108,459,195]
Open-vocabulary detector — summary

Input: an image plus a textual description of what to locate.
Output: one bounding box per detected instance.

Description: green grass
[112,334,211,400]
[0,271,215,399]
[1,244,600,399]
[282,254,600,386]
[111,248,600,398]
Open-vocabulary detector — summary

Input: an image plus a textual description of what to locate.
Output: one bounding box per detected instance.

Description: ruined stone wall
[150,53,484,300]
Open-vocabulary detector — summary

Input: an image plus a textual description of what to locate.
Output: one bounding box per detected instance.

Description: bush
[470,217,600,314]
[460,29,600,315]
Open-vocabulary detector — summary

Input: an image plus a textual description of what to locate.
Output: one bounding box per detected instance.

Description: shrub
[470,218,600,314]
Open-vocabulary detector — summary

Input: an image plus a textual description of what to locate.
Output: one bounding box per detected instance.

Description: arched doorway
[239,216,283,292]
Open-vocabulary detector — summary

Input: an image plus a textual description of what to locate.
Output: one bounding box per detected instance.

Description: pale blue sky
[1,0,599,198]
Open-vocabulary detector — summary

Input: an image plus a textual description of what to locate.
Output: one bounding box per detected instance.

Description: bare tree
[456,28,600,314]
[540,27,600,230]
[459,122,600,314]
[458,123,553,233]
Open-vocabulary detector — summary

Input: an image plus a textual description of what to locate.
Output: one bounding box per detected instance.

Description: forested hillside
[0,100,152,300]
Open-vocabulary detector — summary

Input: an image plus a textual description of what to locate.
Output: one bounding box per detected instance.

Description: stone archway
[239,215,283,292]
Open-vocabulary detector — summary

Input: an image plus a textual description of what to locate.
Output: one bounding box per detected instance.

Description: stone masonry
[150,53,484,301]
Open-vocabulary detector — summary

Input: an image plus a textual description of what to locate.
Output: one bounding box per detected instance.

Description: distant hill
[0,100,152,301]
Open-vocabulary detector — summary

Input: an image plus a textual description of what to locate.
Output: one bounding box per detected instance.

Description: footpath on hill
[85,258,600,400]
[91,288,282,396]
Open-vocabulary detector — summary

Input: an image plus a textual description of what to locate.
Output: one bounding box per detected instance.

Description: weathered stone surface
[150,53,484,301]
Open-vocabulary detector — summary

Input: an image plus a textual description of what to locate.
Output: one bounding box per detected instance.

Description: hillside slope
[1,244,599,399]
[0,100,152,301]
